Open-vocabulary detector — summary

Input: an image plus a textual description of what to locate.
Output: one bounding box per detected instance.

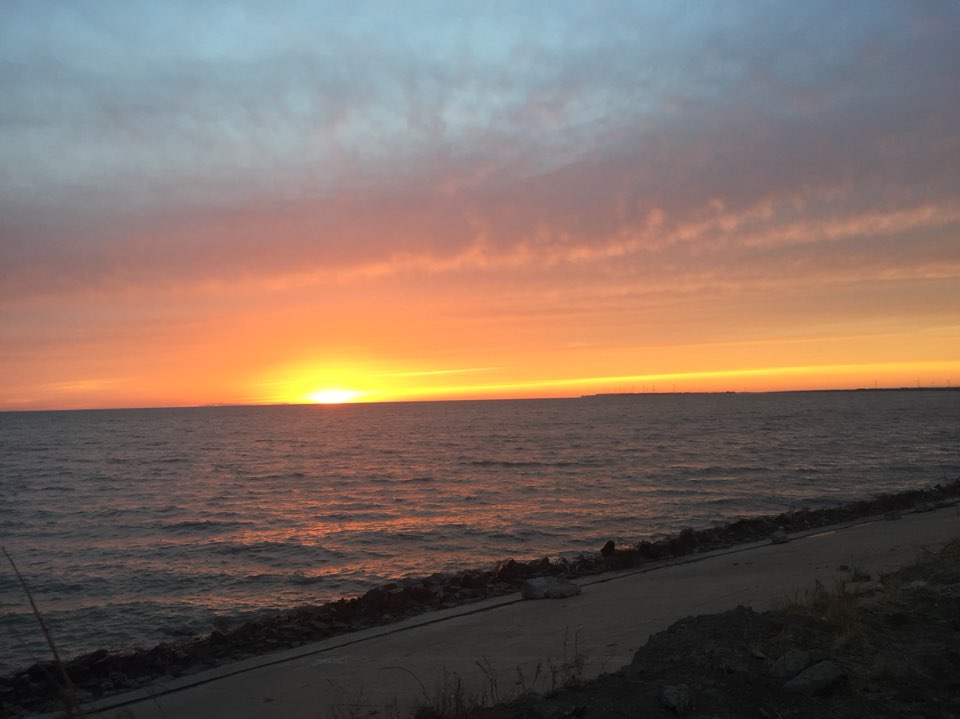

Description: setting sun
[306,388,362,404]
[1,1,958,414]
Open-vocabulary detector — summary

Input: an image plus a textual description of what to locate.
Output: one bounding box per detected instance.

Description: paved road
[35,503,960,719]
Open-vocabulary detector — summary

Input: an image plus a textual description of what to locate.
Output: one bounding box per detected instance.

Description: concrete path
[40,503,960,719]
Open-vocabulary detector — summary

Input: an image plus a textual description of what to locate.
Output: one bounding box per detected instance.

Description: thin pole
[2,546,81,717]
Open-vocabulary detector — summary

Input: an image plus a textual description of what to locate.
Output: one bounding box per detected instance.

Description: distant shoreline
[581,386,960,398]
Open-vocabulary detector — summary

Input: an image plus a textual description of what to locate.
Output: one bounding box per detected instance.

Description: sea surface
[1,391,957,674]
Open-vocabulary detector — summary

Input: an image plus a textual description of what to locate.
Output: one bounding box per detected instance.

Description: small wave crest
[466,458,605,469]
[161,519,257,533]
[208,539,341,557]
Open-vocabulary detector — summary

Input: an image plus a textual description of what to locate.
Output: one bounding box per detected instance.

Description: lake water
[1,391,957,674]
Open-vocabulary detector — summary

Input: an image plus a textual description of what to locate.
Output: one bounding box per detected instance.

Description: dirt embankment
[478,534,960,719]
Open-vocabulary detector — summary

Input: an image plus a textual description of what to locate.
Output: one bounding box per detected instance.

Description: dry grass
[773,575,866,651]
[327,627,590,719]
[545,629,587,693]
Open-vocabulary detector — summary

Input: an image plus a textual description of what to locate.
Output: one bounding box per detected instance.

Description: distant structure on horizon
[580,385,958,399]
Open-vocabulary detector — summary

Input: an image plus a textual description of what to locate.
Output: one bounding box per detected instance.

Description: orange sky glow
[2,3,958,410]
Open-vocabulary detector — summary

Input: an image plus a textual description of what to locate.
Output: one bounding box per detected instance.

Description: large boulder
[521,577,581,600]
[784,660,845,694]
[769,648,812,679]
[770,527,790,545]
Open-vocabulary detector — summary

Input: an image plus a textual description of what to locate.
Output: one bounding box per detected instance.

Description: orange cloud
[3,2,959,409]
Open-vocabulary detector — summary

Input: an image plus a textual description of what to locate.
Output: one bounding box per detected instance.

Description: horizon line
[2,385,957,414]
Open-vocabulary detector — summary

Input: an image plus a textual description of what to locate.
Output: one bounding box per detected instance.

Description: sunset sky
[2,1,959,410]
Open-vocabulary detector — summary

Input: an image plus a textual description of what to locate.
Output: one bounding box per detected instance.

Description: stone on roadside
[600,540,616,557]
[521,576,581,600]
[784,660,844,694]
[770,527,790,545]
[660,683,690,714]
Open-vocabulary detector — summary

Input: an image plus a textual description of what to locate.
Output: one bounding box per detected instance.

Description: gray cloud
[2,1,959,302]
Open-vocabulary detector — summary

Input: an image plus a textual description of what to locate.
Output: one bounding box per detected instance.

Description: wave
[159,520,256,534]
[207,539,342,557]
[465,458,601,468]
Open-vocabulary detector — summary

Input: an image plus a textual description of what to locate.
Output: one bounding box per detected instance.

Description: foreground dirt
[468,535,960,719]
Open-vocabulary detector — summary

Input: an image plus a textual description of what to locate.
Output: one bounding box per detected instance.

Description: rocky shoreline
[3,479,959,718]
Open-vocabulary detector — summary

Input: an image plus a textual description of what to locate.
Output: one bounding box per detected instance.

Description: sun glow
[306,388,362,404]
